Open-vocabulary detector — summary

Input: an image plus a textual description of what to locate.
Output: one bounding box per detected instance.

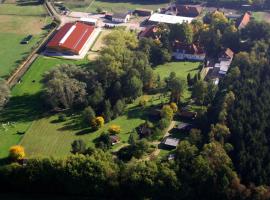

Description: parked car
[21,35,33,44]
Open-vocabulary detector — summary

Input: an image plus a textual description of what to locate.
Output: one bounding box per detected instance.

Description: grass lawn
[0,56,87,158]
[0,3,51,78]
[1,59,199,158]
[64,0,169,13]
[252,12,270,23]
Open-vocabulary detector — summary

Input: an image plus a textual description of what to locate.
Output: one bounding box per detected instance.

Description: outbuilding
[134,8,153,16]
[148,13,193,25]
[162,137,180,149]
[79,17,98,26]
[112,13,130,23]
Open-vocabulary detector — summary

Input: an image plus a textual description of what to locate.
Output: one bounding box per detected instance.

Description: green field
[0,57,199,158]
[252,11,270,23]
[0,3,51,78]
[64,0,169,13]
[0,56,86,158]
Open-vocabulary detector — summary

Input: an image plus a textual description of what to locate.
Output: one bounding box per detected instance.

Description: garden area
[0,2,52,78]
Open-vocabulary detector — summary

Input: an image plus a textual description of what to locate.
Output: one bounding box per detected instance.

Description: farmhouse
[148,13,194,25]
[112,13,130,23]
[134,8,153,16]
[46,22,95,55]
[236,12,251,29]
[172,42,206,61]
[138,25,158,39]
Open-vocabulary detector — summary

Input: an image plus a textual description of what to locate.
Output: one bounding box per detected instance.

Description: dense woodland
[2,11,270,199]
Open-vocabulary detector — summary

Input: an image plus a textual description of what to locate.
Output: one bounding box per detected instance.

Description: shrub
[92,116,105,129]
[170,102,178,113]
[71,140,86,154]
[9,145,25,161]
[108,125,121,134]
[58,113,67,122]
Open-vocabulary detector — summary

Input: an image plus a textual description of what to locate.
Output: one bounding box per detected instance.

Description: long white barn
[148,13,194,24]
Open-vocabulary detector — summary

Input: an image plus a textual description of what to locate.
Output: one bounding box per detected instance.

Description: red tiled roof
[175,5,202,17]
[237,12,251,29]
[47,22,95,54]
[173,42,205,55]
[138,25,158,39]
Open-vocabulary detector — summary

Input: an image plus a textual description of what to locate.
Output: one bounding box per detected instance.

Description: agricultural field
[0,2,51,78]
[63,0,169,13]
[0,50,199,158]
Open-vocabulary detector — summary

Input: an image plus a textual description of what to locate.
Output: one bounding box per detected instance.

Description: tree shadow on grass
[0,93,45,124]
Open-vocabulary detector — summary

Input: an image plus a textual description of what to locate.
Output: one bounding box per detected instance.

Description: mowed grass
[0,3,51,78]
[0,56,86,158]
[1,58,199,158]
[64,0,169,13]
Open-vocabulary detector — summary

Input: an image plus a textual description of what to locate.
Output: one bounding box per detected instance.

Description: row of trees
[1,142,269,199]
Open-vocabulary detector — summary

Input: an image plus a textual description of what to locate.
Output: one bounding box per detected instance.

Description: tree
[192,80,208,105]
[92,116,105,130]
[189,128,202,146]
[88,84,104,108]
[113,99,125,118]
[0,80,10,109]
[161,105,174,121]
[124,76,143,100]
[9,145,25,161]
[169,23,193,44]
[167,77,186,104]
[43,65,87,109]
[95,132,112,150]
[170,102,178,113]
[103,100,113,122]
[71,140,86,154]
[108,125,121,135]
[82,106,96,124]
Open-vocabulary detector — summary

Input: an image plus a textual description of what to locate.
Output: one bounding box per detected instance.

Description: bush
[58,113,67,122]
[108,125,121,134]
[158,118,170,130]
[9,145,25,161]
[71,140,86,154]
[92,116,105,130]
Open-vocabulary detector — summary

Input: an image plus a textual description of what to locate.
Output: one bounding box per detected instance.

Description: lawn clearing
[64,0,169,13]
[0,3,51,78]
[0,56,86,159]
[154,61,200,80]
[252,12,270,23]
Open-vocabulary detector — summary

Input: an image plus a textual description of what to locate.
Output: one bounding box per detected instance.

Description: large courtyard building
[46,21,95,55]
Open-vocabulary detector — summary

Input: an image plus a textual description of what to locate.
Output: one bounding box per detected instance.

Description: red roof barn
[47,22,95,55]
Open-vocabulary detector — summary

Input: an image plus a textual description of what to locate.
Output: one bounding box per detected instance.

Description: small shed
[79,17,98,26]
[162,137,180,149]
[134,8,153,16]
[110,135,120,145]
[112,13,131,23]
[176,122,193,131]
[105,13,113,20]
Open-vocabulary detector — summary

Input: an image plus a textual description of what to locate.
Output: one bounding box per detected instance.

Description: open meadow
[63,0,169,13]
[0,2,51,78]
